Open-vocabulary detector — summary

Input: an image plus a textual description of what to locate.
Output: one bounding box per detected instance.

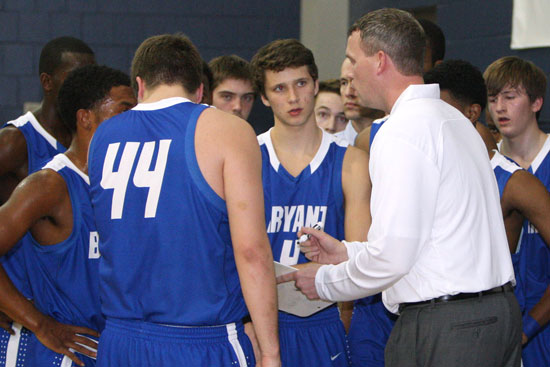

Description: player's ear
[40,73,53,94]
[136,76,145,101]
[261,93,270,107]
[76,108,93,131]
[193,83,204,104]
[531,96,543,113]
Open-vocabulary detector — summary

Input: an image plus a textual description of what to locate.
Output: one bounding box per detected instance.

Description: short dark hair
[209,55,254,91]
[251,39,318,97]
[58,65,131,132]
[349,8,425,76]
[424,59,487,110]
[417,19,445,65]
[131,34,202,95]
[318,79,341,95]
[39,36,94,75]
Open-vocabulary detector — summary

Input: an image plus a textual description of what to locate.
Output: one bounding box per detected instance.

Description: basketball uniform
[0,112,67,367]
[516,135,550,366]
[259,128,350,367]
[88,97,253,366]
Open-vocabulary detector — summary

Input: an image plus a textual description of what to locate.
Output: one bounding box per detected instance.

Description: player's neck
[271,117,322,155]
[500,124,547,169]
[64,134,90,175]
[351,117,373,133]
[33,100,72,148]
[271,119,323,177]
[141,84,198,104]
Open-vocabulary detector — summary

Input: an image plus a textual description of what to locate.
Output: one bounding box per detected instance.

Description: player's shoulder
[342,145,369,176]
[0,125,27,169]
[198,107,257,142]
[20,165,67,198]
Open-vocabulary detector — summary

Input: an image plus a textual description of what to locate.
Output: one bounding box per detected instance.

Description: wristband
[523,313,541,340]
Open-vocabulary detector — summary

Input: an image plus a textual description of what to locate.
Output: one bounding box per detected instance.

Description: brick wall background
[350,0,550,132]
[0,0,300,133]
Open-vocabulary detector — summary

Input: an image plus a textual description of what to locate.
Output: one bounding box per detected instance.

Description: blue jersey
[0,113,67,367]
[491,150,521,198]
[1,112,67,299]
[259,129,350,367]
[21,154,103,333]
[88,97,246,326]
[259,129,346,268]
[516,135,550,366]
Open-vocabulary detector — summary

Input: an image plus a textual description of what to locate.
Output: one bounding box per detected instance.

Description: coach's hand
[0,311,14,334]
[277,262,323,300]
[34,315,99,366]
[298,226,348,265]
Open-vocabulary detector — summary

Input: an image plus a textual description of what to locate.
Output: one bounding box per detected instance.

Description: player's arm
[222,118,280,367]
[0,127,28,204]
[342,146,371,241]
[0,171,99,366]
[504,170,550,343]
[340,146,371,330]
[354,125,372,155]
[504,170,550,248]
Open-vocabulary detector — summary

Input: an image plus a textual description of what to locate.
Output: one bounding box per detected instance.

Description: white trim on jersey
[491,150,522,174]
[60,355,72,367]
[5,323,23,367]
[6,111,58,149]
[530,134,550,173]
[132,97,193,111]
[257,128,336,174]
[226,323,247,367]
[43,154,90,185]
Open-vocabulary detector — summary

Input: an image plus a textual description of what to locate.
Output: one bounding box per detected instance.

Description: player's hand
[34,315,99,366]
[0,311,14,335]
[276,262,322,300]
[522,332,528,345]
[297,226,348,265]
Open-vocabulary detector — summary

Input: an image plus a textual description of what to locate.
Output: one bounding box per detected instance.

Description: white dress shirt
[315,84,515,313]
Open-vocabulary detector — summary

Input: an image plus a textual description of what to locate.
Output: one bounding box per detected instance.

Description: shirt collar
[390,84,440,115]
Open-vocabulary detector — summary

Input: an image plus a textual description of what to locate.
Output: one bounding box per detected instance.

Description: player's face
[315,91,347,134]
[91,85,137,130]
[487,85,541,139]
[261,66,318,127]
[212,78,255,120]
[345,31,382,112]
[50,52,96,101]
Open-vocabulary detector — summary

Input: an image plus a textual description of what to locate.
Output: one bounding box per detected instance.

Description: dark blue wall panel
[0,0,300,133]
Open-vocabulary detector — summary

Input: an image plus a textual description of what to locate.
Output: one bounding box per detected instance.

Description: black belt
[399,282,513,313]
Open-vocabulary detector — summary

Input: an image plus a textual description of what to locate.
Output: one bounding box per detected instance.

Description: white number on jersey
[100,140,172,219]
[279,239,300,265]
[89,231,100,259]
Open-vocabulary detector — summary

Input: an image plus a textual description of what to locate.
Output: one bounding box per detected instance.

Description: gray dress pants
[385,291,521,367]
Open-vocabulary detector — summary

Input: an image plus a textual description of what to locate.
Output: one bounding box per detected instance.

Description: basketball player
[0,65,136,366]
[87,34,280,367]
[250,39,370,367]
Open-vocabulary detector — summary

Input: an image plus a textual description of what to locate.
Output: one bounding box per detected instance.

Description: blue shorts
[0,323,96,367]
[348,295,396,367]
[97,318,253,367]
[279,308,350,367]
[0,324,36,367]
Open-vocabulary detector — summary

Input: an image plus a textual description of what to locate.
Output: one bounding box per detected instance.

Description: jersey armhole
[184,105,227,213]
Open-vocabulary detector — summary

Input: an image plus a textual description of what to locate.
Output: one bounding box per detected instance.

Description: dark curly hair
[424,59,487,111]
[251,39,318,97]
[58,64,131,132]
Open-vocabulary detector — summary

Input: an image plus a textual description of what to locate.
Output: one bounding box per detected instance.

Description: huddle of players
[0,12,548,367]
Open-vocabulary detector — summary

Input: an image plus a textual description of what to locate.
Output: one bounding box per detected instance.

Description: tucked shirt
[315,84,515,314]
